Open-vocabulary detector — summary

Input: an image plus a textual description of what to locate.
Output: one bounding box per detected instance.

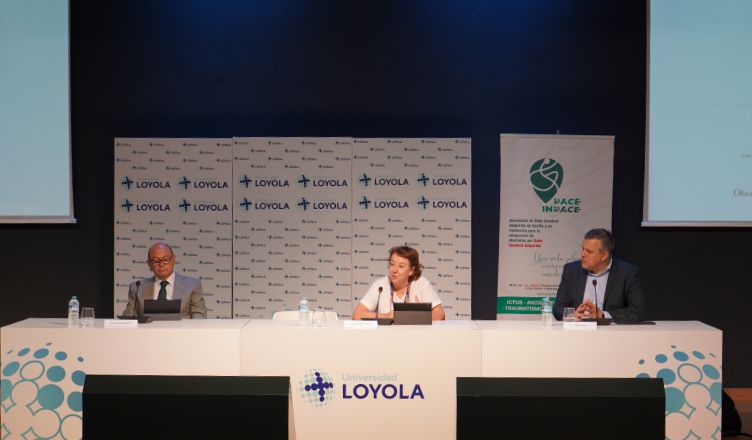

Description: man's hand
[576,300,599,320]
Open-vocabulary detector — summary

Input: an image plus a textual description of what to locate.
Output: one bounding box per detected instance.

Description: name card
[104,319,138,329]
[343,320,378,330]
[563,321,597,331]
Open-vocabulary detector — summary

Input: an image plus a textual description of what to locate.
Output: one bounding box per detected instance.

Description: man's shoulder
[175,273,202,285]
[563,260,582,271]
[612,258,639,274]
[129,277,153,288]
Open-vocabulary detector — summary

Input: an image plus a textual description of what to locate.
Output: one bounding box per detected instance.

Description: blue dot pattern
[71,370,86,386]
[673,351,689,362]
[710,382,723,405]
[67,391,83,412]
[703,364,720,380]
[1,342,86,438]
[297,369,336,407]
[635,345,721,439]
[47,366,66,382]
[0,379,12,401]
[656,368,676,385]
[2,361,20,377]
[34,348,50,359]
[38,384,65,409]
[665,387,684,412]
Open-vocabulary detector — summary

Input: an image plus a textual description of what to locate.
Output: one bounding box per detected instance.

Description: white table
[239,319,482,440]
[0,318,245,439]
[478,320,722,440]
[1,319,722,440]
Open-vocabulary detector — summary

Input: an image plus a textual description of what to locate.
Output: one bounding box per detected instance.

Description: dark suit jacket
[553,258,646,322]
[123,273,207,319]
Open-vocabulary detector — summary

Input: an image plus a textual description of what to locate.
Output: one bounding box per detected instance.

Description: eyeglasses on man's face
[148,257,173,266]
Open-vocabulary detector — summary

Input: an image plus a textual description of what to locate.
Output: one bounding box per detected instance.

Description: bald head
[148,242,173,259]
[147,242,175,280]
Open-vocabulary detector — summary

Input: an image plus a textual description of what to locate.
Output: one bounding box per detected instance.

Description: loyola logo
[529,158,563,203]
[298,369,336,407]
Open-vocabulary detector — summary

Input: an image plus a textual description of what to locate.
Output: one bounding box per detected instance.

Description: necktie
[158,280,168,300]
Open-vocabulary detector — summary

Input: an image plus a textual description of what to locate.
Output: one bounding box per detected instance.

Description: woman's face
[389,253,414,288]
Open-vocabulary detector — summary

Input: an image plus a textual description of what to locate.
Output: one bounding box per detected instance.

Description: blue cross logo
[239,174,251,188]
[418,196,430,209]
[298,175,311,188]
[179,199,191,212]
[417,173,429,186]
[359,173,372,186]
[178,176,191,189]
[304,371,334,403]
[121,199,134,212]
[121,176,133,189]
[240,197,252,211]
[298,198,310,211]
[359,196,371,210]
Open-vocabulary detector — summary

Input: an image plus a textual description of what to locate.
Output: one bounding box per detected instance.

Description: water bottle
[541,297,553,327]
[299,296,311,327]
[68,296,80,328]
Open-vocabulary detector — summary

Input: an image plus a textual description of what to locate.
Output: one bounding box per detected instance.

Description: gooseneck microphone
[592,279,598,319]
[375,286,383,318]
[134,280,153,323]
[135,280,142,318]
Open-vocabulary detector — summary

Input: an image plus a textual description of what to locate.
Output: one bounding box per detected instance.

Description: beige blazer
[123,273,207,319]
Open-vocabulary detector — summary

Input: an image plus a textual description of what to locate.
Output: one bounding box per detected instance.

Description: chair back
[272,310,338,321]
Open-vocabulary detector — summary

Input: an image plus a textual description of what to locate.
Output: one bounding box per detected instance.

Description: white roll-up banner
[497,134,613,318]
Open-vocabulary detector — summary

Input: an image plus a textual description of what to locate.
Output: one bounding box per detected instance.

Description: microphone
[592,279,598,319]
[135,280,142,319]
[375,286,383,318]
[118,280,152,323]
[133,280,152,323]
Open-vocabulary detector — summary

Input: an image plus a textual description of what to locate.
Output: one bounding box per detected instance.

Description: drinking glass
[563,307,576,322]
[81,307,95,327]
[313,308,326,328]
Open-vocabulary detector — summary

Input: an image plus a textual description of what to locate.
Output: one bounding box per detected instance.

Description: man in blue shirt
[553,228,646,322]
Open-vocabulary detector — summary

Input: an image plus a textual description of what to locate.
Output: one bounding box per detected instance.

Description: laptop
[143,299,182,321]
[393,302,432,325]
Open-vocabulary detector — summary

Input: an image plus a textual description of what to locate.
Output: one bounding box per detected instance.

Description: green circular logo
[529,158,563,203]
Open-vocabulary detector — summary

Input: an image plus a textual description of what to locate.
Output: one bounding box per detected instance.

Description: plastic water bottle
[541,297,553,327]
[68,296,80,328]
[299,296,311,327]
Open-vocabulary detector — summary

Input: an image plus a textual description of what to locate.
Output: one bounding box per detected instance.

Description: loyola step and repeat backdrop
[114,137,471,319]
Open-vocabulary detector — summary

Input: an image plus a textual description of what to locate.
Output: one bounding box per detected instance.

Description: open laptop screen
[143,299,181,314]
[393,302,431,312]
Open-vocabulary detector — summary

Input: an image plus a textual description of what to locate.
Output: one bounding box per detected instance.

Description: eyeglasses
[148,257,173,266]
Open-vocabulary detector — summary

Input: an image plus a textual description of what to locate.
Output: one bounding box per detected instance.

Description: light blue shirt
[583,259,612,319]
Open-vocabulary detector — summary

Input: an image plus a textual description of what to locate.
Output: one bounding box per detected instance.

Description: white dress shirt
[153,272,176,300]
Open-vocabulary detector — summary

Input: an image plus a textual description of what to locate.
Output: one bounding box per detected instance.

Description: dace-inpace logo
[529,158,563,203]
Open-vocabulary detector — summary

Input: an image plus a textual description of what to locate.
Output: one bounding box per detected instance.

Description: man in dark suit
[123,242,207,319]
[553,228,646,322]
